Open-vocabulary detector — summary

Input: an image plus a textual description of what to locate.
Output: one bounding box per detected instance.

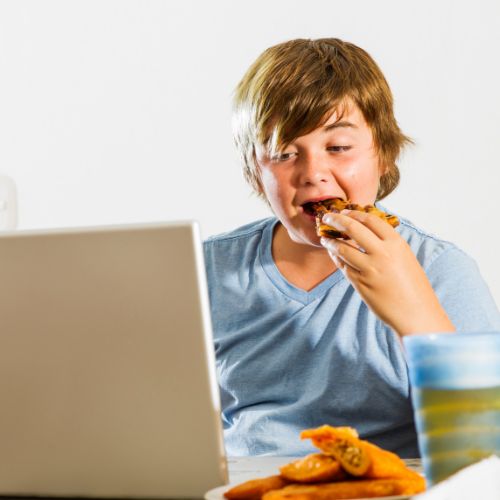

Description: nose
[298,152,331,186]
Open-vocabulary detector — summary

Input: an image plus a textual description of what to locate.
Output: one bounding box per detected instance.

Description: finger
[327,246,363,283]
[322,212,380,254]
[321,239,345,271]
[321,238,366,272]
[329,251,349,275]
[330,253,343,270]
[340,209,397,241]
[343,262,362,284]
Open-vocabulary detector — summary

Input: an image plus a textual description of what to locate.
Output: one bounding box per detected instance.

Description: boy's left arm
[320,210,457,337]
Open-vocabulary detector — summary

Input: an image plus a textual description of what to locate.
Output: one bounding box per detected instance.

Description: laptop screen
[0,221,227,498]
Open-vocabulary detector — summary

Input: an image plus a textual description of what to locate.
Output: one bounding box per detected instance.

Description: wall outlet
[0,175,18,230]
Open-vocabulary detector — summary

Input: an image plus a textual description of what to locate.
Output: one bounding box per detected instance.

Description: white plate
[204,484,412,500]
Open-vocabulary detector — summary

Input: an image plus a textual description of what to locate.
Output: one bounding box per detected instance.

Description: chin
[308,236,325,249]
[282,217,322,248]
[310,239,324,249]
[291,229,323,248]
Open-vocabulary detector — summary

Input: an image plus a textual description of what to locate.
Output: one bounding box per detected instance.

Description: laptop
[0,221,228,498]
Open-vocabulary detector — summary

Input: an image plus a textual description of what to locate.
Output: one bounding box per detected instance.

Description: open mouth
[302,197,346,216]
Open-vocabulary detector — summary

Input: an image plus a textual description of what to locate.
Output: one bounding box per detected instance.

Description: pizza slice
[302,197,399,239]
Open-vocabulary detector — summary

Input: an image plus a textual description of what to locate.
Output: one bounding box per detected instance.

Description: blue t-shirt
[203,213,500,457]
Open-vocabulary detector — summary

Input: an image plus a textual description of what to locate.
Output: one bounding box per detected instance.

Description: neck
[271,223,338,291]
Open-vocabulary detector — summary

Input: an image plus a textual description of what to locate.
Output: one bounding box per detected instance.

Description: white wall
[1,0,499,306]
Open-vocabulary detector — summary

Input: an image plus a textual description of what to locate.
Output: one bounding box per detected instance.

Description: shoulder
[204,217,275,248]
[203,217,277,270]
[382,206,500,328]
[380,205,468,271]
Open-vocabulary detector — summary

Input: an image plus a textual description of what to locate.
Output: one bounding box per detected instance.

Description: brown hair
[232,38,412,201]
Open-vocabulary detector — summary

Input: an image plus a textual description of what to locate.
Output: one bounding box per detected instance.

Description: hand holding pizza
[320,209,455,337]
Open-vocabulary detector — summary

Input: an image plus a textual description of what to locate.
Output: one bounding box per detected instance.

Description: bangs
[264,94,350,158]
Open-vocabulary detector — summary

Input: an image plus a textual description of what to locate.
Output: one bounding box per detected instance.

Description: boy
[204,38,500,457]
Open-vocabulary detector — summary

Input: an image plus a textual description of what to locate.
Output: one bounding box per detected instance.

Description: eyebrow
[323,121,357,132]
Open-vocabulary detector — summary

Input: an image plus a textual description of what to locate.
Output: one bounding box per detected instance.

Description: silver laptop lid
[0,221,227,498]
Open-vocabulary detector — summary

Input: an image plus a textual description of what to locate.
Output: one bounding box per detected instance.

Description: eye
[271,152,296,162]
[327,146,352,153]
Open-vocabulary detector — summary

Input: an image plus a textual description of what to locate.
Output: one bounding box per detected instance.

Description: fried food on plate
[224,475,290,500]
[262,476,426,500]
[223,425,425,500]
[302,197,399,239]
[279,453,345,483]
[301,425,419,480]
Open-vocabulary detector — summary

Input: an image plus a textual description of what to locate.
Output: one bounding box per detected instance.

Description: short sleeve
[425,247,500,331]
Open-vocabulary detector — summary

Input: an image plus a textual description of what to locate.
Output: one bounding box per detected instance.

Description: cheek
[259,170,293,217]
[337,155,380,201]
[336,161,376,184]
[259,169,280,197]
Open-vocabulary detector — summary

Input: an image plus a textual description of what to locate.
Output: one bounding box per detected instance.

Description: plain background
[0,0,499,305]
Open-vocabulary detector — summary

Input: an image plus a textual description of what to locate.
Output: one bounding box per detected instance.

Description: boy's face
[255,101,383,247]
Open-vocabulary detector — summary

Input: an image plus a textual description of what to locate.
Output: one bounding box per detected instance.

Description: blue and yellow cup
[404,331,500,485]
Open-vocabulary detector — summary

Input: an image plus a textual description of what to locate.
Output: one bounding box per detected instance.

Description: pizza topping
[302,197,399,239]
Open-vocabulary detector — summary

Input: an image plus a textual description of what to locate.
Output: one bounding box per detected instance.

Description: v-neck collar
[258,218,345,305]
